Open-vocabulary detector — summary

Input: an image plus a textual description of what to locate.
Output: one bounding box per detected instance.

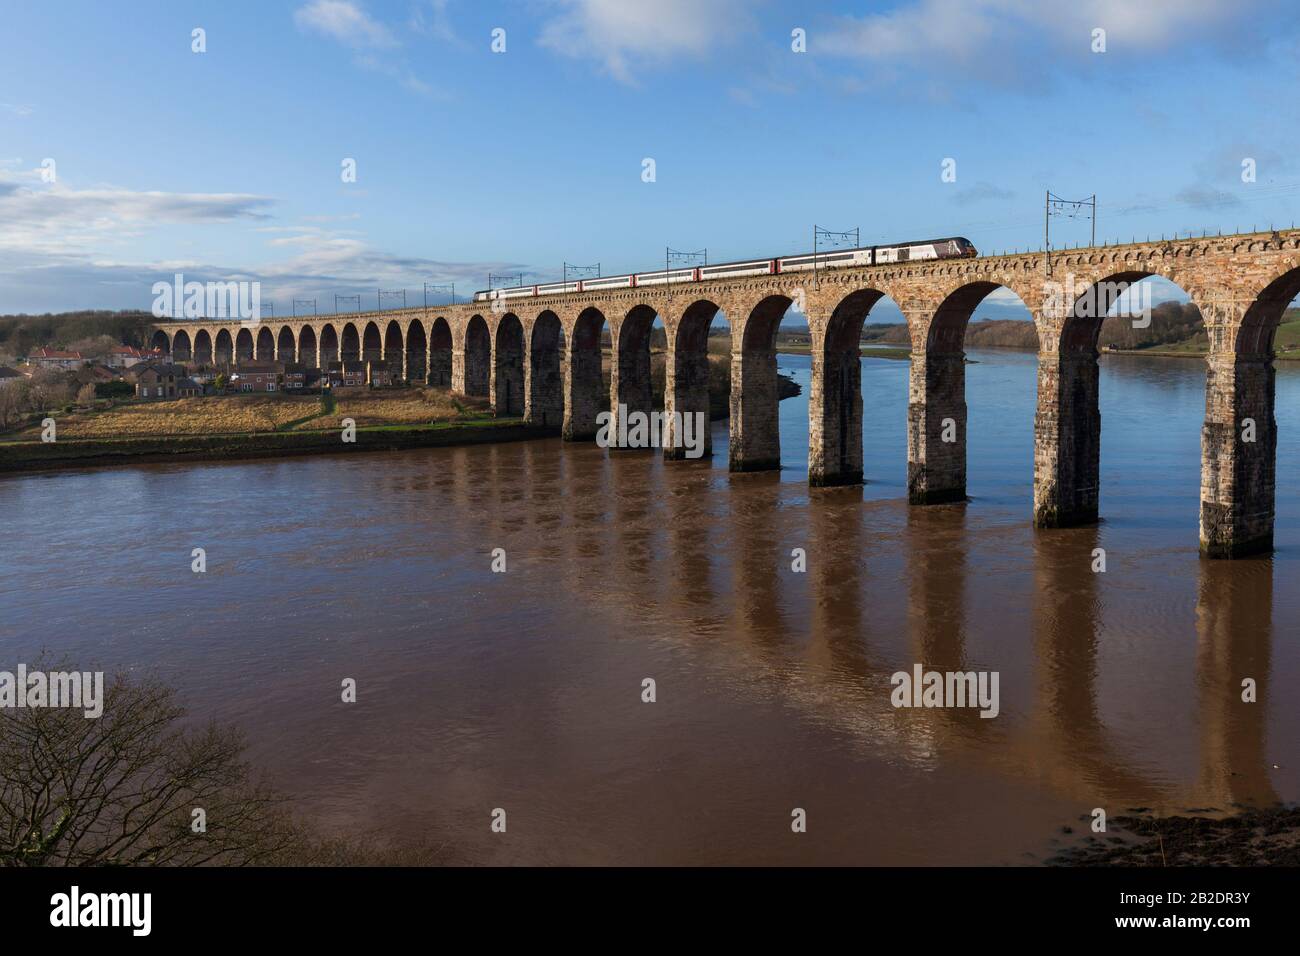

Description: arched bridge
[150,228,1300,559]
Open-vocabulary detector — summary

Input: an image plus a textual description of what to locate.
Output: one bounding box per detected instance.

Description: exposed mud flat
[1047,805,1300,866]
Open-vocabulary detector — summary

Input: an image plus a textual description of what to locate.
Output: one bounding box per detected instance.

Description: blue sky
[2,0,1299,319]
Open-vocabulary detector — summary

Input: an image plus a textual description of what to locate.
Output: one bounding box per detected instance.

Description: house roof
[130,362,186,380]
[32,347,83,359]
[0,365,23,379]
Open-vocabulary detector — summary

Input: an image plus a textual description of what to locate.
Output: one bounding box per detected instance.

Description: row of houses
[28,345,166,370]
[131,359,396,399]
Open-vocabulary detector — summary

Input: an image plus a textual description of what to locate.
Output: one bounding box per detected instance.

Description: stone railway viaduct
[150,228,1300,559]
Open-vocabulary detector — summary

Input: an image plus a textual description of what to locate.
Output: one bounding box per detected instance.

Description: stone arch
[214,328,234,366]
[340,322,360,362]
[612,304,660,446]
[493,313,525,415]
[406,319,427,383]
[172,329,192,362]
[908,280,1033,505]
[383,320,404,378]
[193,329,213,366]
[564,306,608,441]
[665,299,722,460]
[810,288,889,487]
[235,327,254,363]
[362,320,383,364]
[255,326,275,361]
[299,325,318,368]
[320,324,340,365]
[462,314,490,396]
[149,329,171,354]
[527,310,563,428]
[1038,269,1204,530]
[731,294,792,472]
[429,317,452,387]
[1239,264,1300,354]
[277,325,296,362]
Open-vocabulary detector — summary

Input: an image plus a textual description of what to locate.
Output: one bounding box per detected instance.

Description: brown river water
[1,348,1297,865]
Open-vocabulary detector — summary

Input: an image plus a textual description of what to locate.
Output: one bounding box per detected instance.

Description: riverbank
[0,418,548,473]
[1046,805,1300,866]
[0,370,802,473]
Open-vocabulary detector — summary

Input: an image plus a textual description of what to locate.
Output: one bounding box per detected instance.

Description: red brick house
[233,360,282,392]
[282,362,309,390]
[131,363,187,399]
[327,361,367,389]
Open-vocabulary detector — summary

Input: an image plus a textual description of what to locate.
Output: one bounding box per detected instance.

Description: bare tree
[0,670,301,866]
[75,383,97,405]
[26,368,74,413]
[0,382,28,429]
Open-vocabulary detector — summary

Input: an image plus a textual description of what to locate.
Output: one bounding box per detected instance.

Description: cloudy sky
[2,0,1298,317]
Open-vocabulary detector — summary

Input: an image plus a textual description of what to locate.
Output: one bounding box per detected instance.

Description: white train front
[472,237,976,302]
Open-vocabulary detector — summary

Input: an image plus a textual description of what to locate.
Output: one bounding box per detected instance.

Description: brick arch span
[663,298,723,461]
[298,324,318,368]
[427,316,452,387]
[458,314,490,397]
[171,328,192,362]
[610,304,660,445]
[730,293,793,472]
[562,306,609,441]
[525,310,563,429]
[806,287,892,487]
[405,318,427,383]
[492,313,524,415]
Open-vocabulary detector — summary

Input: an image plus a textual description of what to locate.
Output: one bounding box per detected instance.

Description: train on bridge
[473,236,978,303]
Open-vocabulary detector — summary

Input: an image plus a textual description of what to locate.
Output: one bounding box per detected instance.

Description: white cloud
[293,0,396,48]
[0,187,526,312]
[820,0,1247,64]
[538,0,749,83]
[0,173,273,257]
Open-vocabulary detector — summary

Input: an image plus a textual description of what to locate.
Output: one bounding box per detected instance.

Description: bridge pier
[729,345,780,472]
[451,348,467,394]
[908,349,967,503]
[808,331,863,486]
[1033,348,1100,527]
[1200,352,1275,557]
[664,330,712,460]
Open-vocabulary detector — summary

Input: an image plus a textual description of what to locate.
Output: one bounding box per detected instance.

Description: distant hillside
[857,301,1244,353]
[0,310,154,360]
